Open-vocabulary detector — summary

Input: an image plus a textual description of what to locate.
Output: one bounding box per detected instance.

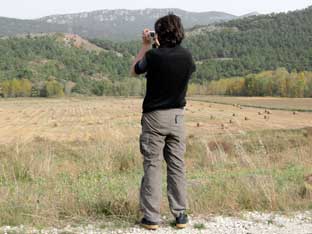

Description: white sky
[1,0,311,19]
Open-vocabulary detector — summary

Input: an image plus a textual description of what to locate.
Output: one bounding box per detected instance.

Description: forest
[92,6,312,81]
[0,6,311,97]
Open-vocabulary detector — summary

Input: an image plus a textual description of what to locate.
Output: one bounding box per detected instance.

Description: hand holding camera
[142,29,160,48]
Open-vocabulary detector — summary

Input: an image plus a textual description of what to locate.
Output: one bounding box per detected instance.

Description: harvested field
[0,97,312,143]
[190,96,312,112]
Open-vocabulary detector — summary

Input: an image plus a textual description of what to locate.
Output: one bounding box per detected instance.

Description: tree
[0,81,10,97]
[20,79,32,97]
[10,79,22,97]
[45,80,64,97]
[295,72,306,97]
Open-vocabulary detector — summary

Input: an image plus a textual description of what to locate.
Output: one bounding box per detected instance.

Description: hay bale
[188,134,195,139]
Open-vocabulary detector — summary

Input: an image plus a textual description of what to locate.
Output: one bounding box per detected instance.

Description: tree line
[0,78,146,98]
[188,68,312,97]
[0,79,64,97]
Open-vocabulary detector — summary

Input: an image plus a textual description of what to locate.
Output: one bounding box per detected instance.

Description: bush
[0,79,32,97]
[45,80,64,97]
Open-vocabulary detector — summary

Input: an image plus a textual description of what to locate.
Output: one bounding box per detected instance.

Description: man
[131,13,196,230]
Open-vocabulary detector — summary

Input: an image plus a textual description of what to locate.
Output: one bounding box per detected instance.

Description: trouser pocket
[175,114,184,125]
[139,133,150,155]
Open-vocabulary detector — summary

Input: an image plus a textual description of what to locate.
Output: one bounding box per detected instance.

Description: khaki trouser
[139,108,187,222]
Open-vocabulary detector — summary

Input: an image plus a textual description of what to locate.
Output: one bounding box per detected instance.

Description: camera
[149,31,156,39]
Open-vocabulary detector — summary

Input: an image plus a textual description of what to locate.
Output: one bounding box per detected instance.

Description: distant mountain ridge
[0,8,241,40]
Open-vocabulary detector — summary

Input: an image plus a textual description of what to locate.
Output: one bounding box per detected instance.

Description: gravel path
[1,212,312,234]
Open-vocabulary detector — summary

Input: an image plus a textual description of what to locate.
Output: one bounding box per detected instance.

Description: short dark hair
[154,13,185,47]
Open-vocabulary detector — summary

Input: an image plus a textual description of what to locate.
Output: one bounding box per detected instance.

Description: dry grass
[0,97,312,144]
[0,97,312,226]
[190,96,312,112]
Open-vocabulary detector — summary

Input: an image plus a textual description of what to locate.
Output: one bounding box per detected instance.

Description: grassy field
[0,96,312,227]
[190,96,312,112]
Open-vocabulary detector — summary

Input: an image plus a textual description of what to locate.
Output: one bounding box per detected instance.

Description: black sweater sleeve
[134,56,148,75]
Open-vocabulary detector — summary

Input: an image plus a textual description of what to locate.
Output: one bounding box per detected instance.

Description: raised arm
[130,29,155,77]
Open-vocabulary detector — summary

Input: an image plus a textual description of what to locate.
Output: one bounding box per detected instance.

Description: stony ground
[1,212,312,234]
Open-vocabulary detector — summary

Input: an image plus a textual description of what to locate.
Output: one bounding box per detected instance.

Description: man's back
[143,45,196,113]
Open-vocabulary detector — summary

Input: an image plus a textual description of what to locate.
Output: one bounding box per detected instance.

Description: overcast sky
[1,0,311,19]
